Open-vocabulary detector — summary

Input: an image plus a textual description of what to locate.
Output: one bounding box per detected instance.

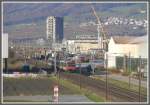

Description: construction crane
[91,5,110,101]
[90,5,109,53]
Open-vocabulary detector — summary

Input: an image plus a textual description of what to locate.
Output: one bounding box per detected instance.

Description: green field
[3,75,105,102]
[3,77,81,96]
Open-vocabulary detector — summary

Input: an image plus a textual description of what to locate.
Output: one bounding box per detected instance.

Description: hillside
[3,3,147,39]
[3,3,147,25]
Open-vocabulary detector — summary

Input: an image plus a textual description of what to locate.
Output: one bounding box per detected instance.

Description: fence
[116,56,147,72]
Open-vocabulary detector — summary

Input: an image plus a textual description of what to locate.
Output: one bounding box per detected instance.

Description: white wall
[108,38,138,57]
[108,37,138,68]
[108,37,148,68]
[138,42,148,58]
[2,33,8,58]
[107,54,116,68]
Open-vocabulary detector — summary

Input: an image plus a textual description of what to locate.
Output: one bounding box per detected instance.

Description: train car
[63,62,79,72]
[60,61,92,75]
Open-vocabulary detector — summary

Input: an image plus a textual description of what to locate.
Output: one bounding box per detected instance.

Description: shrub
[108,67,121,74]
[95,67,105,71]
[122,71,130,76]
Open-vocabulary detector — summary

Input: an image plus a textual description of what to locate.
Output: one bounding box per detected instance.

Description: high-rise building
[46,16,64,43]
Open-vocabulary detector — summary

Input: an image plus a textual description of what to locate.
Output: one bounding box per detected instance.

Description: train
[59,60,93,76]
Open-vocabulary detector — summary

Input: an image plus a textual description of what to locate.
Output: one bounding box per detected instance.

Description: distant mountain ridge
[3,3,147,25]
[3,3,147,39]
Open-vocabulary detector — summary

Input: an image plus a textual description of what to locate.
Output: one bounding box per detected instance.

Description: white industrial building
[63,39,99,54]
[107,35,148,68]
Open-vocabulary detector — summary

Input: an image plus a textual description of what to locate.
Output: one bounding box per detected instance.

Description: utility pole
[76,46,81,89]
[92,51,95,75]
[124,54,127,72]
[78,47,81,90]
[52,36,57,76]
[105,53,108,101]
[44,48,47,62]
[139,56,141,102]
[129,52,131,88]
[57,52,60,90]
[62,47,66,68]
[79,62,81,90]
[54,50,57,75]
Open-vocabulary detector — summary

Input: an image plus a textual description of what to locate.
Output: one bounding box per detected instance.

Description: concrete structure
[2,33,8,58]
[131,36,148,58]
[63,40,75,54]
[107,35,148,68]
[63,39,100,54]
[46,16,63,43]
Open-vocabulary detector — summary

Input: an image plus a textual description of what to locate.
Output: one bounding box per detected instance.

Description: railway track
[59,72,147,102]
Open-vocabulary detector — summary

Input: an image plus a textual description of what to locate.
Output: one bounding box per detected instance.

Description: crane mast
[91,5,108,53]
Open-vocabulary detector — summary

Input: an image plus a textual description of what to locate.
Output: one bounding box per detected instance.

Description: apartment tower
[46,16,63,43]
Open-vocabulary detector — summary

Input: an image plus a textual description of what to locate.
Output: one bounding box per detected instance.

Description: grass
[4,77,105,102]
[7,61,23,70]
[30,60,52,69]
[49,77,82,95]
[84,90,105,102]
[50,76,105,102]
[92,76,147,95]
[6,58,34,71]
[5,58,50,72]
[4,76,81,96]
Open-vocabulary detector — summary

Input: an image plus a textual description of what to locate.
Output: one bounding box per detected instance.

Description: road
[3,95,92,102]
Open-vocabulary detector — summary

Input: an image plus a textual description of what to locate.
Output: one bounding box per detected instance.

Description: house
[107,35,148,69]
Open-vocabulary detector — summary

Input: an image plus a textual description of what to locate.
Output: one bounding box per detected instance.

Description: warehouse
[107,35,148,73]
